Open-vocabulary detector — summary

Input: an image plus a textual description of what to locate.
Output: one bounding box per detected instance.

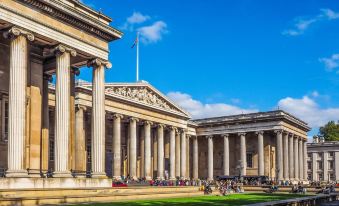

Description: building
[0,0,310,189]
[307,139,339,182]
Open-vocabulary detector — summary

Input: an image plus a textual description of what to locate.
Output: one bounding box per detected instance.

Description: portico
[192,111,310,181]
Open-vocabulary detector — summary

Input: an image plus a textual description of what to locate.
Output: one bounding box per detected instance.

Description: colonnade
[4,26,111,178]
[75,110,193,180]
[204,130,308,181]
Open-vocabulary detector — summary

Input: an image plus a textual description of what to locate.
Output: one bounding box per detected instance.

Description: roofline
[77,81,192,118]
[192,110,311,132]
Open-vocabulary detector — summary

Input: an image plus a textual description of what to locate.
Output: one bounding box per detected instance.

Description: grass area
[75,193,309,206]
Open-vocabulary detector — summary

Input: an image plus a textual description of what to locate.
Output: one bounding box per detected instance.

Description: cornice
[17,0,122,42]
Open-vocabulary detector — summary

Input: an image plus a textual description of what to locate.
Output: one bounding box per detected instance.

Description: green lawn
[75,193,309,206]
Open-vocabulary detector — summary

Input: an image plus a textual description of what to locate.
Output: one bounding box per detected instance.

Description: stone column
[283,132,289,180]
[54,45,76,177]
[256,131,264,176]
[180,130,186,179]
[323,152,328,181]
[186,136,190,179]
[129,117,138,180]
[207,135,214,180]
[275,130,283,181]
[140,126,145,178]
[112,114,123,180]
[289,134,294,180]
[299,139,303,180]
[175,131,181,177]
[335,152,339,181]
[303,140,308,180]
[144,121,152,180]
[312,153,317,181]
[169,126,176,180]
[192,136,198,179]
[223,134,230,176]
[239,133,246,176]
[42,74,52,173]
[157,124,165,180]
[294,137,299,180]
[4,27,34,177]
[88,58,111,178]
[74,105,87,174]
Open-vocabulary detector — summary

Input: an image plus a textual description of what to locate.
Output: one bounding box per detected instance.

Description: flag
[131,34,138,48]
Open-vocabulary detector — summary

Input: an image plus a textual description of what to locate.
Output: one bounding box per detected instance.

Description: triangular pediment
[77,80,190,118]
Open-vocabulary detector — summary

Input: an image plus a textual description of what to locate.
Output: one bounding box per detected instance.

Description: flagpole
[136,31,139,82]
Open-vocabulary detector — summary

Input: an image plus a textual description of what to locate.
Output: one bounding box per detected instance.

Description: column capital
[255,131,264,136]
[274,129,283,135]
[112,113,123,120]
[178,128,187,134]
[53,44,77,57]
[3,26,34,41]
[87,58,112,69]
[206,135,213,139]
[76,104,87,112]
[168,126,177,131]
[157,123,165,129]
[222,133,230,138]
[129,117,139,123]
[143,120,153,126]
[186,135,192,139]
[238,132,246,137]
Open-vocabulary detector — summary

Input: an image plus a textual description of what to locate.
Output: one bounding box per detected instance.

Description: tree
[319,121,339,141]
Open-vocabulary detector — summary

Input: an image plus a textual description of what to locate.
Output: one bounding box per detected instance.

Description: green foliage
[319,121,339,141]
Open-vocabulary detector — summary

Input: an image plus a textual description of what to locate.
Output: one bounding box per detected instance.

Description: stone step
[0,189,203,206]
[0,186,199,199]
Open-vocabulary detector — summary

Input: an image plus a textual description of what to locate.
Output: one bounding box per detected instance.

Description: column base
[131,176,138,181]
[207,178,213,181]
[91,172,107,179]
[145,176,152,181]
[112,176,122,181]
[53,171,72,178]
[156,176,164,180]
[169,177,176,180]
[6,170,28,178]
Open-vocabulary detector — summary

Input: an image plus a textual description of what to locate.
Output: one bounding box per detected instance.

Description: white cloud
[321,8,339,20]
[167,92,258,119]
[319,54,339,72]
[283,8,339,36]
[138,21,168,44]
[278,95,339,128]
[127,12,150,24]
[120,12,168,44]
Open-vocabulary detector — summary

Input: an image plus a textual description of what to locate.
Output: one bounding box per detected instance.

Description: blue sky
[79,0,339,137]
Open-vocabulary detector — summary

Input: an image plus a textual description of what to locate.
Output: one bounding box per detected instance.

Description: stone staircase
[0,186,202,206]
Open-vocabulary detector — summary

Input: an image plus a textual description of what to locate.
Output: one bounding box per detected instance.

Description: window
[307,161,312,170]
[329,161,334,170]
[318,173,323,181]
[329,152,334,157]
[1,98,8,142]
[330,173,335,181]
[246,153,253,168]
[318,161,323,170]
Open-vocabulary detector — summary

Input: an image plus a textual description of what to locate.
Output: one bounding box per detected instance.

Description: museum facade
[0,0,310,189]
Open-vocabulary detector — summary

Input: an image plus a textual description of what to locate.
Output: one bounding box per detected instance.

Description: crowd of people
[215,180,244,195]
[114,174,338,196]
